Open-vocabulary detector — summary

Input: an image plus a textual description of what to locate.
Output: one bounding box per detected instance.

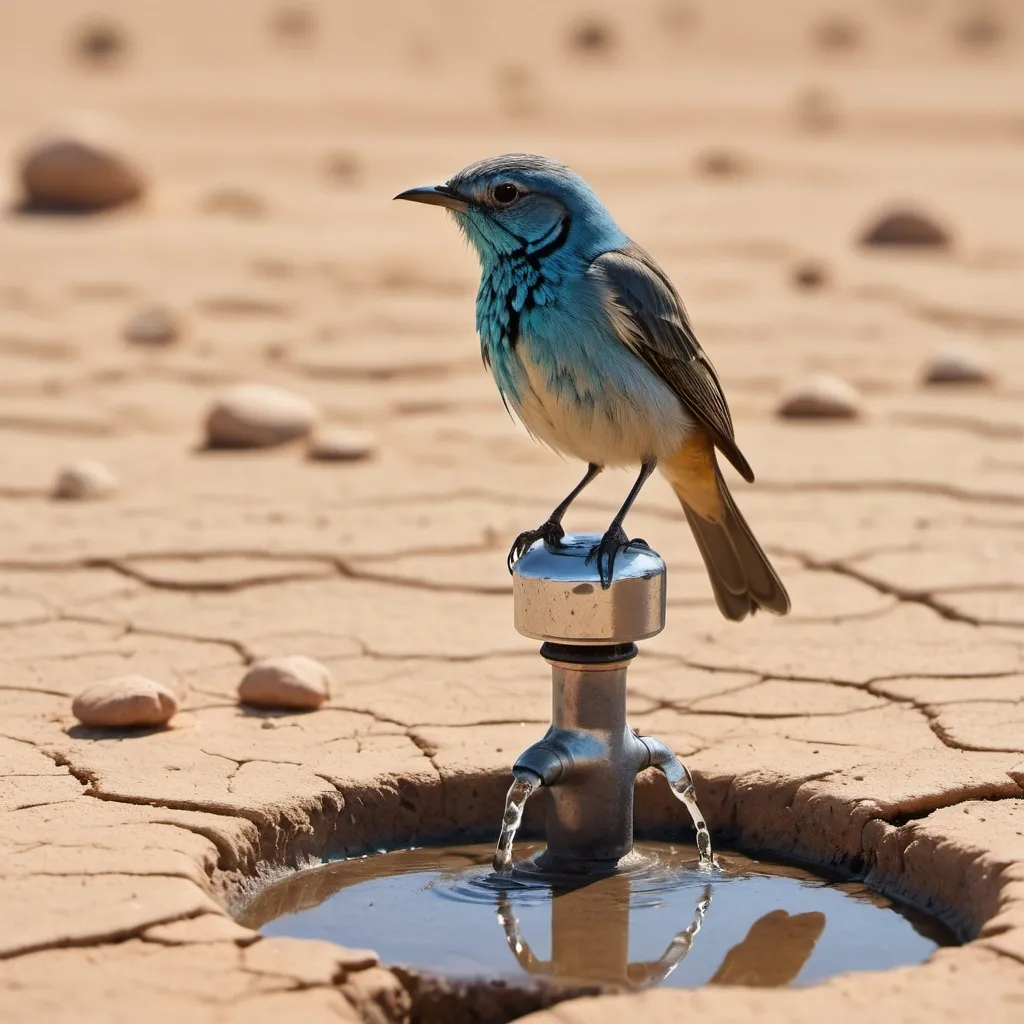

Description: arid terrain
[1,0,1023,1021]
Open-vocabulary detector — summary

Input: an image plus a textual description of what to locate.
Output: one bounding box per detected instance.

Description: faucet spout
[640,737,716,866]
[512,741,566,788]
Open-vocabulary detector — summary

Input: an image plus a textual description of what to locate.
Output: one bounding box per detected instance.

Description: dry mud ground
[1,1,1023,1021]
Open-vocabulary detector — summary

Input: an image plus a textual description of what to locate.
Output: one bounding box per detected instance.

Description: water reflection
[239,842,951,989]
[496,877,714,987]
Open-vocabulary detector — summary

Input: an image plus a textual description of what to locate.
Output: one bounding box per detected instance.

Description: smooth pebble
[53,460,118,500]
[238,656,332,710]
[859,209,951,248]
[205,383,318,449]
[777,374,863,420]
[923,345,994,386]
[124,305,181,346]
[308,427,375,462]
[19,111,145,212]
[72,676,179,728]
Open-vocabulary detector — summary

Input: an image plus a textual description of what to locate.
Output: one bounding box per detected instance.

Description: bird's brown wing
[589,242,754,483]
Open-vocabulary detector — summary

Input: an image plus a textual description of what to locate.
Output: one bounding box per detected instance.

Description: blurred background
[0,0,1021,584]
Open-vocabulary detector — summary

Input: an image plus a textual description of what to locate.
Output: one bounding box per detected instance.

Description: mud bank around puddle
[2,729,1022,1022]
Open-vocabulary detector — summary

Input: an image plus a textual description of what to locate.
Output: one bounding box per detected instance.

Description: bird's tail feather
[663,452,790,620]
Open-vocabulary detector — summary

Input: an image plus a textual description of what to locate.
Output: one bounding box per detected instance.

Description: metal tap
[505,533,708,875]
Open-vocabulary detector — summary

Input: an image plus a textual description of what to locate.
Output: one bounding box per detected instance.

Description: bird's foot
[585,525,631,589]
[507,519,566,573]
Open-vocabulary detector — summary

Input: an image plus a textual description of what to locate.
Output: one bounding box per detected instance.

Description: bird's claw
[507,519,566,573]
[585,525,630,589]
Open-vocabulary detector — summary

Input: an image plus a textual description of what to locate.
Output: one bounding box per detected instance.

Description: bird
[395,154,790,621]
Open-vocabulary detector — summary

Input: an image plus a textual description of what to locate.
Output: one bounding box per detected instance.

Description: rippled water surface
[239,842,953,989]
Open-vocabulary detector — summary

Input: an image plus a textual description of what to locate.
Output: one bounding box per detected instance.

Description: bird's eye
[492,183,520,206]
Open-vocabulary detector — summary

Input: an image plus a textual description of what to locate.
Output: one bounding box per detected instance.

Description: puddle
[239,842,954,990]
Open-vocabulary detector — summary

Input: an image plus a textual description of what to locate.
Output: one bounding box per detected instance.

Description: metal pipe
[514,651,649,869]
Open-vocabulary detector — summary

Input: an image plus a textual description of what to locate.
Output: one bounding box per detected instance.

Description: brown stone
[812,16,863,51]
[776,374,862,419]
[52,460,118,500]
[73,20,128,67]
[308,426,376,462]
[124,305,181,347]
[204,384,318,449]
[955,13,1003,50]
[19,114,145,213]
[72,675,179,727]
[696,148,748,178]
[568,19,615,54]
[923,344,994,386]
[859,209,951,248]
[791,259,829,290]
[270,6,317,43]
[238,655,332,710]
[325,151,360,183]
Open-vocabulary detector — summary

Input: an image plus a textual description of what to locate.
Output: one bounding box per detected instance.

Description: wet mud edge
[209,763,1021,1023]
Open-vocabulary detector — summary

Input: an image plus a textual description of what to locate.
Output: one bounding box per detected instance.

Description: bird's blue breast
[476,253,565,403]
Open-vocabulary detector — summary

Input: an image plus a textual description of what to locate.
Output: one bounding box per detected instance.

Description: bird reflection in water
[494,872,824,989]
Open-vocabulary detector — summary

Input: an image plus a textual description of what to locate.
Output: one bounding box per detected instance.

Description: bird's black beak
[393,184,471,213]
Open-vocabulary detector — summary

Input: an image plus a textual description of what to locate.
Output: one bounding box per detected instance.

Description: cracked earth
[2,1,1024,1021]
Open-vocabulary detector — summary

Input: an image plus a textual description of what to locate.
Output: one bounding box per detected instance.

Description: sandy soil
[0,0,1023,1021]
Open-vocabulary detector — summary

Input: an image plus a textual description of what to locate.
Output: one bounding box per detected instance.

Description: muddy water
[239,842,953,990]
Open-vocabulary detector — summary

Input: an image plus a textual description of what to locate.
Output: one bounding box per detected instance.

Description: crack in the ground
[56,614,258,665]
[777,548,999,628]
[0,543,510,599]
[0,908,212,962]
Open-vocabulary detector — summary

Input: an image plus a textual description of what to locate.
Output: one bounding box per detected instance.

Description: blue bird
[396,154,790,620]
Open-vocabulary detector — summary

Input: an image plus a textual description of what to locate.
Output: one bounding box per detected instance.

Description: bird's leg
[586,459,658,589]
[507,463,603,572]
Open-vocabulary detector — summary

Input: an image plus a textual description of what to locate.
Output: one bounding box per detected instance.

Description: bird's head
[395,153,624,264]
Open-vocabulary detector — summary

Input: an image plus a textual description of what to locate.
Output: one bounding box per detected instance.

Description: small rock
[19,112,145,213]
[271,5,317,42]
[204,383,318,449]
[794,86,843,133]
[238,656,331,710]
[859,209,951,248]
[923,345,994,386]
[308,426,375,462]
[695,148,748,178]
[955,12,1003,49]
[199,188,266,220]
[777,374,863,420]
[72,676,178,728]
[568,18,615,54]
[791,260,829,291]
[324,151,360,183]
[124,305,181,346]
[73,20,128,67]
[812,16,863,51]
[52,460,118,500]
